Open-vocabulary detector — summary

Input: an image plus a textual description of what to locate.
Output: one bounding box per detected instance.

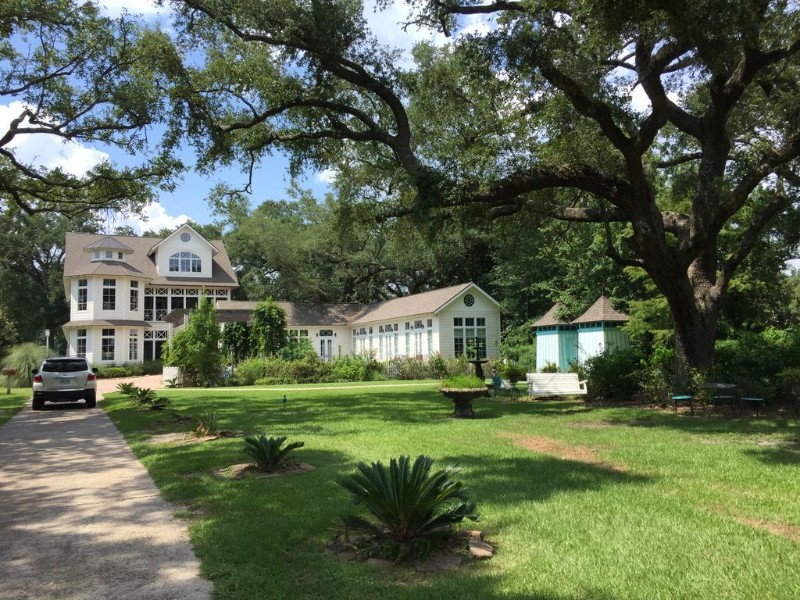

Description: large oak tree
[0,0,182,216]
[166,0,800,371]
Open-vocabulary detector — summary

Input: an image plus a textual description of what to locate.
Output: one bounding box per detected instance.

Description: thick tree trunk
[668,295,718,373]
[648,254,721,378]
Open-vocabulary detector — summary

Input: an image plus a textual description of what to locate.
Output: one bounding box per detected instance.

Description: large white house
[62,225,238,364]
[63,226,502,363]
[215,282,502,362]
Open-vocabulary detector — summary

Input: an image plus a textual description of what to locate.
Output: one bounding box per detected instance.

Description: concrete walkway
[0,381,211,600]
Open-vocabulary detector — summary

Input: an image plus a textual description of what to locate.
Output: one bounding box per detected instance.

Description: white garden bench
[527,373,588,398]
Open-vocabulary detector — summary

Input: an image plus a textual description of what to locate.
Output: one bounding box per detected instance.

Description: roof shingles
[65,232,237,287]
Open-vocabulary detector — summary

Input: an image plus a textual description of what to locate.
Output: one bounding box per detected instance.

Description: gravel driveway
[0,379,211,600]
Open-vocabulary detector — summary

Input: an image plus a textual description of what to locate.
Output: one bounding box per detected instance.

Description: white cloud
[97,0,167,18]
[107,202,190,235]
[630,84,683,114]
[365,2,447,55]
[0,101,109,176]
[316,168,338,184]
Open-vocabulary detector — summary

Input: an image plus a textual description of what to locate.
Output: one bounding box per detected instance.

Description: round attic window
[180,232,191,242]
[463,294,475,307]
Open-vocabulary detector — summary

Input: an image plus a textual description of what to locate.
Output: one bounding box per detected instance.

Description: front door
[320,336,333,361]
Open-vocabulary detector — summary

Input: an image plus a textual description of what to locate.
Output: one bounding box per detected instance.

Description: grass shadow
[441,452,651,507]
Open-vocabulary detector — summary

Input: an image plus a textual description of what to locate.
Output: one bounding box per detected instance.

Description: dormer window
[87,237,132,263]
[169,251,202,273]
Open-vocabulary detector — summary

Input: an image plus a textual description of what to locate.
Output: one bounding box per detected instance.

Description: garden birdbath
[468,359,489,380]
[439,387,489,419]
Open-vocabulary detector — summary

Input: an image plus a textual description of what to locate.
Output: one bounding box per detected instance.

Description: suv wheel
[32,397,44,411]
[85,391,96,409]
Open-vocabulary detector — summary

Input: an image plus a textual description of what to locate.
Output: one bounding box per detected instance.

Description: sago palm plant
[242,433,304,472]
[338,455,479,561]
[116,382,136,396]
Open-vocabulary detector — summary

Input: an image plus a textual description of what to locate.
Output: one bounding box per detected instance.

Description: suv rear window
[42,359,88,373]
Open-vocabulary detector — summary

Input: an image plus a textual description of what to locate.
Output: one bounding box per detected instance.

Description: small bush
[141,360,163,375]
[128,362,145,376]
[337,455,479,561]
[194,410,219,437]
[126,386,169,410]
[2,343,49,386]
[583,348,641,401]
[384,357,435,380]
[330,356,367,382]
[116,382,136,396]
[96,365,132,379]
[427,353,448,378]
[242,433,304,472]
[235,358,267,386]
[501,362,526,384]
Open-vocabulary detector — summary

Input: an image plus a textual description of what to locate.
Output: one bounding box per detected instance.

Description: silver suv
[32,357,97,410]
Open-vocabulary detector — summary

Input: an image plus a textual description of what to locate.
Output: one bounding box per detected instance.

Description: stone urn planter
[439,387,490,419]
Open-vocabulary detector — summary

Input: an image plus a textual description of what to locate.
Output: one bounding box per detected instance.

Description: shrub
[128,362,145,376]
[2,343,49,386]
[637,364,671,402]
[126,386,170,410]
[194,410,219,437]
[427,353,448,378]
[235,358,267,386]
[583,348,642,400]
[330,356,367,382]
[540,361,559,373]
[96,365,132,379]
[242,433,304,472]
[116,382,136,396]
[141,360,163,375]
[337,455,479,561]
[501,362,526,384]
[163,296,222,385]
[384,357,435,380]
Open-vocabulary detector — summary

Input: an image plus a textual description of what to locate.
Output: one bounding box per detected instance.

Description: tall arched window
[169,251,202,273]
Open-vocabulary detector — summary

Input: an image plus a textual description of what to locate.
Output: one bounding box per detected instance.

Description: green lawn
[102,385,800,600]
[0,388,30,427]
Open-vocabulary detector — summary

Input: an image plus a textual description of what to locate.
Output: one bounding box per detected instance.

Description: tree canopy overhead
[0,0,182,216]
[166,0,800,370]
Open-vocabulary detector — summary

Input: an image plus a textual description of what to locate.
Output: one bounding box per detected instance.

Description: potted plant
[439,374,489,418]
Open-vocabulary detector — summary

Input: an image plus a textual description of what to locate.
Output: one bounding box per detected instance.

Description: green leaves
[242,433,305,472]
[338,454,479,560]
[0,0,182,215]
[163,296,222,385]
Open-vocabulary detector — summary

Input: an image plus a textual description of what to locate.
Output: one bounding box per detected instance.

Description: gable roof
[350,283,485,324]
[146,223,218,257]
[216,301,363,327]
[215,283,496,327]
[572,296,628,324]
[64,232,238,287]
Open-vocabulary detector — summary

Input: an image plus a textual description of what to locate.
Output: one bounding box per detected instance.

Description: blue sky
[3,1,664,236]
[0,0,473,234]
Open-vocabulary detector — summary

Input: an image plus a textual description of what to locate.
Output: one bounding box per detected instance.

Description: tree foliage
[0,211,98,347]
[0,0,181,216]
[249,299,287,357]
[0,307,17,359]
[163,296,222,385]
[167,0,800,371]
